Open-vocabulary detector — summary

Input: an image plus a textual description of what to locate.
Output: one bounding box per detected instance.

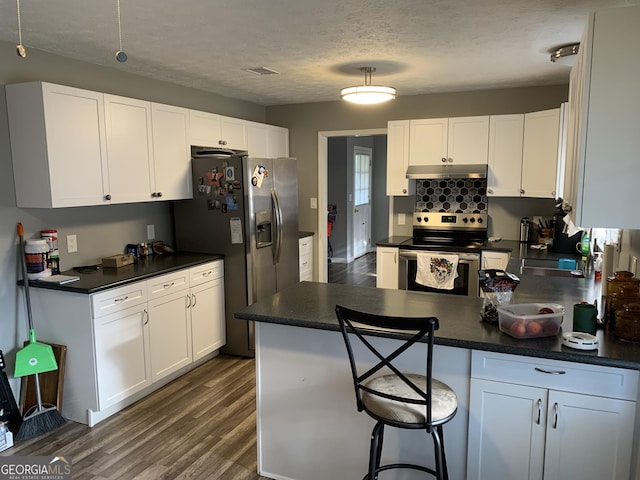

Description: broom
[14,222,66,440]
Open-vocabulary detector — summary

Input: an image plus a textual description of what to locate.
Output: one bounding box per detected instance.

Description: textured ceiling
[0,0,637,106]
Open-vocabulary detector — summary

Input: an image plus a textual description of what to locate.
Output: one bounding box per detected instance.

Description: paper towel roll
[601,243,615,284]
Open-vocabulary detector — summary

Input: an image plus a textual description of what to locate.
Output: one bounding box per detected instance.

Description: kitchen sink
[520,258,585,278]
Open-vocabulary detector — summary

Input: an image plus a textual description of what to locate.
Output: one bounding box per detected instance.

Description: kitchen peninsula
[236,279,640,480]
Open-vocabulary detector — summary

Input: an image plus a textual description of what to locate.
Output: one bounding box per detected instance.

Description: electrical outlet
[398,213,406,225]
[310,198,317,209]
[66,234,78,253]
[147,224,155,240]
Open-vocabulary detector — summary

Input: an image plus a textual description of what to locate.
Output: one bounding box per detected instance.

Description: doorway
[319,129,389,283]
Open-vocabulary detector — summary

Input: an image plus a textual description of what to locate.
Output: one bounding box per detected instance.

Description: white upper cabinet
[267,125,290,157]
[487,114,524,197]
[564,5,640,228]
[409,116,489,166]
[6,81,287,208]
[151,103,192,200]
[409,118,449,166]
[386,120,414,196]
[521,108,561,198]
[6,82,109,208]
[189,110,247,151]
[103,94,155,204]
[246,122,290,158]
[487,109,561,199]
[447,116,490,165]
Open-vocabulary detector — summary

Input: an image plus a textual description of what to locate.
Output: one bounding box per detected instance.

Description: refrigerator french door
[173,152,299,357]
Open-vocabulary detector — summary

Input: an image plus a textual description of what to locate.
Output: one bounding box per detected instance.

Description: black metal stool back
[335,304,457,480]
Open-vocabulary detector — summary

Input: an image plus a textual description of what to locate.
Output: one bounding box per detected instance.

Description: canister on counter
[41,229,60,274]
[25,239,51,279]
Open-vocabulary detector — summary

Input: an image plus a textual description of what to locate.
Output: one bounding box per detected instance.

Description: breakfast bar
[235,281,640,480]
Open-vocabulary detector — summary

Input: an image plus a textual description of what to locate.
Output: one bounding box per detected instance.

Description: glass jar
[605,271,640,323]
[614,303,640,342]
[607,286,640,330]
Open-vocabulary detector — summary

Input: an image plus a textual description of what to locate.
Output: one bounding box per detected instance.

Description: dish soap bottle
[581,230,590,264]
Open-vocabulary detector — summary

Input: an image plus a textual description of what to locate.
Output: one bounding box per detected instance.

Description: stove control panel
[413,212,488,230]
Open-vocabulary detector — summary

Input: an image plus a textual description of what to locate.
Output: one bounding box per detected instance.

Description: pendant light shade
[340,67,396,104]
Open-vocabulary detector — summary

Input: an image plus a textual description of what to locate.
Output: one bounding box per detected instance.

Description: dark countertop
[299,231,314,239]
[25,252,223,294]
[235,282,640,370]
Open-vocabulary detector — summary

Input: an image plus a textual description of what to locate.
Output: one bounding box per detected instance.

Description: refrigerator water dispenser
[255,210,273,248]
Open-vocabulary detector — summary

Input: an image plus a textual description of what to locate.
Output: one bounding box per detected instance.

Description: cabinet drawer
[91,281,147,318]
[299,237,312,256]
[471,350,639,401]
[190,260,224,287]
[147,270,189,299]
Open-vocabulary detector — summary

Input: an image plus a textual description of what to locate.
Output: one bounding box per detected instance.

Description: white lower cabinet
[147,284,193,382]
[480,251,510,270]
[376,246,399,289]
[30,260,225,426]
[190,262,226,360]
[467,351,638,480]
[299,236,313,282]
[94,302,151,409]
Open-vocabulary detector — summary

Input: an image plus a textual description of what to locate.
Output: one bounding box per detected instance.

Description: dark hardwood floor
[328,252,376,287]
[2,355,268,480]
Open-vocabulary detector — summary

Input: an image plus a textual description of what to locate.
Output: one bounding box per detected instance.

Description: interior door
[353,147,372,259]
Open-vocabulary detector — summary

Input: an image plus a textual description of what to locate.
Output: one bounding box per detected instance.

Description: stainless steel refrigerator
[172,151,299,357]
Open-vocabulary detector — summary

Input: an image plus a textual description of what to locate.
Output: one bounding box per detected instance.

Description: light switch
[147,224,155,240]
[398,213,406,225]
[310,197,317,209]
[67,234,78,253]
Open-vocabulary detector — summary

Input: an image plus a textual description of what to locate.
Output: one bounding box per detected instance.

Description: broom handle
[33,373,45,412]
[17,222,35,331]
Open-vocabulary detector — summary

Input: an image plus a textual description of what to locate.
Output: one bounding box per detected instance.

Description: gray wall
[0,41,266,392]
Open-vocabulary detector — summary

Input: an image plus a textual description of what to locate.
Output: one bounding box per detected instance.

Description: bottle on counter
[41,229,60,274]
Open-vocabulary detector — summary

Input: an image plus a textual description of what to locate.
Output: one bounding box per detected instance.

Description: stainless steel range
[399,212,488,296]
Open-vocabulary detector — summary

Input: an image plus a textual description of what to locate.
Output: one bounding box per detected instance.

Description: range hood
[406,164,487,179]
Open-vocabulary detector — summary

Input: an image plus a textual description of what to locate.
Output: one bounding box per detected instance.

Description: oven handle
[398,250,480,263]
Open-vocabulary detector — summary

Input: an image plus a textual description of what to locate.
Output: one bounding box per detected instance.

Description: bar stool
[335,304,458,480]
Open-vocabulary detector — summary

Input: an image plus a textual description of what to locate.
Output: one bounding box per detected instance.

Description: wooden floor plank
[1,355,269,480]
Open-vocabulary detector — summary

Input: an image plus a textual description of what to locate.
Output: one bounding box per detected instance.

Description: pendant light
[15,0,26,58]
[340,67,396,104]
[115,0,127,62]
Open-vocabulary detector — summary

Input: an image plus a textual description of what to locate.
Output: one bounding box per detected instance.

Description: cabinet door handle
[114,295,129,303]
[156,192,162,198]
[534,367,566,375]
[441,157,447,163]
[536,398,542,425]
[488,188,493,194]
[202,271,212,277]
[552,402,559,429]
[402,188,407,194]
[520,189,525,195]
[105,194,112,201]
[143,308,149,325]
[192,294,197,307]
[186,294,191,308]
[163,281,175,289]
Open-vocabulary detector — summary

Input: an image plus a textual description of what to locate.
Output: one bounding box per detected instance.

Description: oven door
[398,250,480,297]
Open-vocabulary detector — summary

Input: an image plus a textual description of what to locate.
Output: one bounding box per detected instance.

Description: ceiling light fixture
[115,0,127,62]
[340,67,396,105]
[550,43,579,66]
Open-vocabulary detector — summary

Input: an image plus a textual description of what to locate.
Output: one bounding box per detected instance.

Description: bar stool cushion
[362,373,457,424]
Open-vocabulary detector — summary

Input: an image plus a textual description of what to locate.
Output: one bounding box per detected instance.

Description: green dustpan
[14,329,58,378]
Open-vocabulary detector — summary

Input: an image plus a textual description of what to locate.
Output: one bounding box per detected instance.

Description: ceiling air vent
[243,67,280,76]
